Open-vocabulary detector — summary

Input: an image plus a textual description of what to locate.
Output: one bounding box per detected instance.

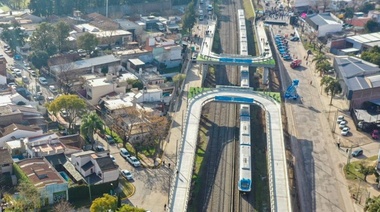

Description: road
[269,23,356,212]
[94,134,169,211]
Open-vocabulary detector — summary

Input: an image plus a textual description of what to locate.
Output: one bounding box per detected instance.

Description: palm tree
[320,76,343,105]
[80,112,104,148]
[315,60,333,76]
[312,53,328,65]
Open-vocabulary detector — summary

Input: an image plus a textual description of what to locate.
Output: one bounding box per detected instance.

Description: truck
[290,59,302,68]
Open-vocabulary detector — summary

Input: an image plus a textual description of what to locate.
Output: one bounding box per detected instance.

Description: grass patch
[344,156,377,181]
[139,145,156,157]
[260,91,281,103]
[0,3,11,12]
[242,0,255,20]
[188,87,212,99]
[119,177,135,198]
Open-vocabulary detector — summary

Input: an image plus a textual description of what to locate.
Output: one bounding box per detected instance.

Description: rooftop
[0,123,41,137]
[335,56,380,91]
[18,158,66,188]
[50,55,120,73]
[308,13,341,26]
[346,32,380,45]
[0,148,13,165]
[71,150,95,157]
[95,156,119,172]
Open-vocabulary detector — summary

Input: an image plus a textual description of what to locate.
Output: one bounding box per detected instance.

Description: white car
[110,155,116,162]
[121,170,133,181]
[49,85,58,94]
[127,156,141,167]
[39,77,48,85]
[339,120,347,129]
[14,69,22,77]
[120,148,130,159]
[336,115,344,124]
[341,127,350,136]
[60,110,68,118]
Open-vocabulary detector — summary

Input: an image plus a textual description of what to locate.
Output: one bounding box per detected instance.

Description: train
[237,9,252,193]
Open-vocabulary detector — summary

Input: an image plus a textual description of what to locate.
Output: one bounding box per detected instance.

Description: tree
[54,60,76,94]
[4,180,41,211]
[181,1,196,33]
[366,195,380,211]
[315,60,332,76]
[90,194,117,212]
[359,2,375,14]
[358,162,375,182]
[54,21,71,53]
[30,22,57,56]
[0,22,28,51]
[361,46,380,66]
[53,200,74,212]
[47,94,86,131]
[173,73,186,84]
[312,53,328,65]
[28,50,49,69]
[81,112,104,148]
[344,7,354,19]
[118,204,146,212]
[101,66,109,76]
[127,79,144,90]
[77,33,99,54]
[320,76,343,105]
[365,20,380,33]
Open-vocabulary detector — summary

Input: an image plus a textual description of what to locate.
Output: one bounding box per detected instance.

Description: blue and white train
[237,9,252,193]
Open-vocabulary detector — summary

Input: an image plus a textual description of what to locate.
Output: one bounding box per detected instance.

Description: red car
[372,130,379,139]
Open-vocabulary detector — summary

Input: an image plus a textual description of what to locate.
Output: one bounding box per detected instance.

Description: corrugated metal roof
[335,56,380,91]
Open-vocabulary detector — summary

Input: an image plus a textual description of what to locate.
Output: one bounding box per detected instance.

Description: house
[146,37,182,68]
[0,148,13,174]
[44,153,84,183]
[73,23,132,46]
[136,88,163,103]
[333,56,380,109]
[5,138,26,158]
[71,151,119,184]
[305,13,343,37]
[0,56,7,85]
[0,123,43,147]
[49,55,121,78]
[85,13,119,31]
[82,74,127,105]
[25,134,66,158]
[17,158,68,205]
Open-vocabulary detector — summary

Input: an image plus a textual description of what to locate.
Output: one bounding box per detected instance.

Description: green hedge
[13,163,30,183]
[68,180,118,202]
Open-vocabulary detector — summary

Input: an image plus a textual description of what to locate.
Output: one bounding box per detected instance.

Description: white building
[136,88,163,103]
[345,32,380,52]
[71,151,119,184]
[306,13,343,37]
[83,74,127,105]
[0,123,43,147]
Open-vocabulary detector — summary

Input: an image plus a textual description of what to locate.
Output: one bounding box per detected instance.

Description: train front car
[238,145,252,192]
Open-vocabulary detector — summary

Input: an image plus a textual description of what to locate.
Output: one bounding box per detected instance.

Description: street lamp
[110,183,114,195]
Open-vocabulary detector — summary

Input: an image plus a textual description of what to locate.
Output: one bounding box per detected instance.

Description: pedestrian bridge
[196,53,276,68]
[167,86,291,212]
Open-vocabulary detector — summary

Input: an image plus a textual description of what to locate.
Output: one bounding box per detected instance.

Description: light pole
[110,183,114,195]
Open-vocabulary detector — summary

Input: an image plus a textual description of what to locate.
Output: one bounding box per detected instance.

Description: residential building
[71,151,119,184]
[305,13,343,37]
[5,138,26,158]
[73,23,132,46]
[136,88,163,103]
[0,148,13,174]
[82,74,127,105]
[0,123,43,147]
[333,56,380,109]
[44,153,84,184]
[25,135,65,158]
[49,55,121,77]
[17,158,68,205]
[146,37,182,68]
[0,105,45,128]
[85,13,119,31]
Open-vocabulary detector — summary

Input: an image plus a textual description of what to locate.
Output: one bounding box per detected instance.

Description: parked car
[105,135,115,145]
[60,110,68,118]
[39,77,48,85]
[290,37,300,41]
[372,130,379,139]
[121,170,133,180]
[339,120,347,129]
[95,145,105,152]
[336,115,345,124]
[341,127,350,136]
[351,148,363,157]
[120,148,130,159]
[14,69,22,77]
[283,55,292,61]
[49,85,58,94]
[30,70,37,77]
[110,155,116,162]
[22,76,29,84]
[126,156,141,167]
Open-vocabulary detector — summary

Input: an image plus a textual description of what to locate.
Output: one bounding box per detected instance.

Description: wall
[319,24,342,37]
[350,87,380,109]
[141,90,162,102]
[102,169,119,183]
[0,113,23,127]
[42,183,69,204]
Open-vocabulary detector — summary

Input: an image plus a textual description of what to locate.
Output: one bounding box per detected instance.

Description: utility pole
[106,0,109,18]
[88,177,92,202]
[346,145,353,165]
